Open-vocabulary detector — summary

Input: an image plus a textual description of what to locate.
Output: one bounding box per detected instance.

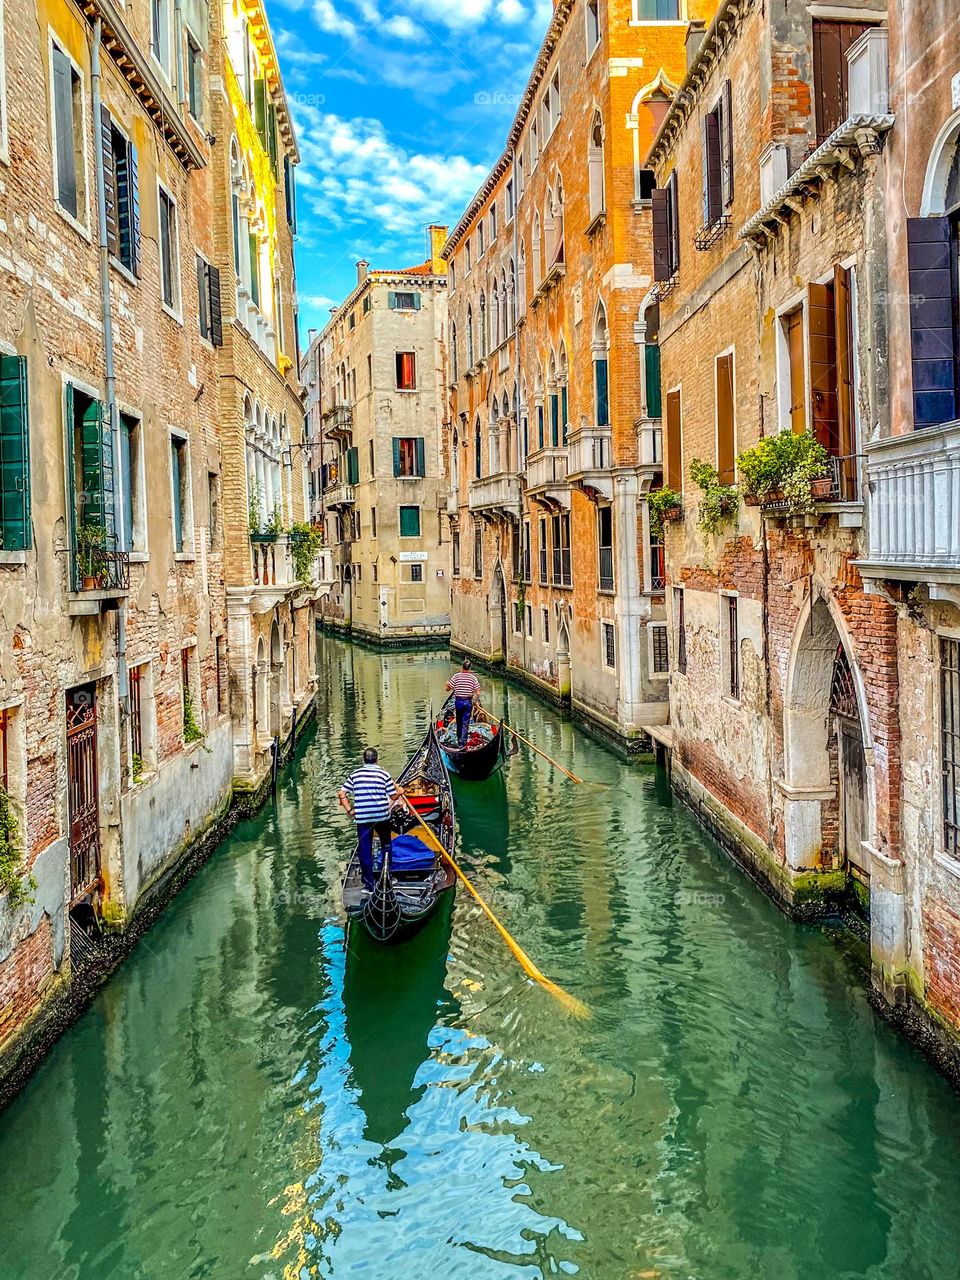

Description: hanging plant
[689,458,739,536]
[0,784,35,909]
[183,689,204,745]
[736,431,829,515]
[647,486,684,538]
[289,521,324,584]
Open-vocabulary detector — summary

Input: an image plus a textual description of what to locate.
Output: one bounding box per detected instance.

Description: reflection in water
[0,633,959,1278]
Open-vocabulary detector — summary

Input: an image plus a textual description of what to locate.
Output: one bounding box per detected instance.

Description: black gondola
[341,721,456,944]
[437,694,511,781]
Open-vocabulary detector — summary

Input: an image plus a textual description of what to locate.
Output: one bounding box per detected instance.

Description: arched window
[474,415,482,480]
[588,112,605,220]
[519,376,529,468]
[500,270,508,338]
[552,179,565,267]
[466,305,474,366]
[593,301,610,428]
[915,115,960,426]
[450,321,458,381]
[478,292,487,357]
[535,362,545,450]
[532,214,542,289]
[508,260,517,333]
[518,243,527,314]
[491,279,500,349]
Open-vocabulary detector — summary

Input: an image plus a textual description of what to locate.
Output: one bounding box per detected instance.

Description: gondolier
[338,749,399,891]
[446,660,481,747]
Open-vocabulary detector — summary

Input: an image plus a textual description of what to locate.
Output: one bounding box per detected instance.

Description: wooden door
[67,685,100,902]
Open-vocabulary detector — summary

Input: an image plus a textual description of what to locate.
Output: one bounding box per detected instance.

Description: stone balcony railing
[468,472,522,517]
[322,404,353,435]
[446,490,459,516]
[250,535,295,589]
[857,421,960,586]
[568,426,613,499]
[323,482,356,509]
[525,447,569,508]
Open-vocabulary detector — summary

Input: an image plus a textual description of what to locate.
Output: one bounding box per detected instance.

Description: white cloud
[311,0,358,39]
[382,14,425,40]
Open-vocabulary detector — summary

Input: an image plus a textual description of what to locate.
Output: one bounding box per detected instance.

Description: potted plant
[648,486,684,537]
[77,523,108,589]
[288,521,324,584]
[689,459,739,535]
[265,503,285,539]
[735,431,829,515]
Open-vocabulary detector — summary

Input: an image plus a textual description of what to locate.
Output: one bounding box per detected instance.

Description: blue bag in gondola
[389,834,436,872]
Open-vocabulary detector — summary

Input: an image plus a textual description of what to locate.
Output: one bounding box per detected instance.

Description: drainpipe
[91,19,128,707]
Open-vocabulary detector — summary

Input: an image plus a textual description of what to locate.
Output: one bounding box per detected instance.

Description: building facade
[442,0,716,746]
[0,0,310,1085]
[305,232,451,645]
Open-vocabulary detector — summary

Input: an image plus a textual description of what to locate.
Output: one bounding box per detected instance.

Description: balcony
[323,483,356,509]
[637,419,663,493]
[468,472,522,519]
[446,491,459,517]
[525,447,570,509]
[249,535,297,606]
[323,404,353,438]
[568,426,613,500]
[857,422,960,587]
[68,531,130,616]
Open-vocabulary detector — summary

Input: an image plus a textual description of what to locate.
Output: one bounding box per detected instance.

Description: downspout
[91,19,128,707]
[510,145,527,666]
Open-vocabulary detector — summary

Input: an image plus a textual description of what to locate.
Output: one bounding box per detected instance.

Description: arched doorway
[254,636,267,745]
[557,612,571,700]
[269,620,282,737]
[782,598,873,877]
[489,562,507,663]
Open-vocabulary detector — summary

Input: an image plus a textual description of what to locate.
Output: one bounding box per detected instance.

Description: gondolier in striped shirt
[338,749,400,891]
[446,659,482,747]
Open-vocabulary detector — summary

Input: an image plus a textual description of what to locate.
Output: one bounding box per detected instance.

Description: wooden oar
[476,709,583,784]
[397,795,590,1020]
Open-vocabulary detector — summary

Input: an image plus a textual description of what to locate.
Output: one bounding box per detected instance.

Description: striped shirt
[449,671,480,699]
[341,764,395,823]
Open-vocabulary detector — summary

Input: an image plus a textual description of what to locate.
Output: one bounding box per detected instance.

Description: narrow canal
[2,634,960,1279]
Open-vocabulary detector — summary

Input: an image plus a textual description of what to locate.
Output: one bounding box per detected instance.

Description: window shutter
[413,293,422,310]
[667,172,680,275]
[652,188,671,281]
[595,358,609,427]
[248,233,260,307]
[907,217,959,428]
[808,281,840,454]
[284,157,297,233]
[100,105,119,258]
[387,291,397,310]
[721,79,734,208]
[392,438,401,476]
[267,104,279,173]
[52,49,77,217]
[346,447,359,485]
[196,255,210,340]
[644,343,662,418]
[716,353,735,482]
[209,265,223,346]
[129,143,142,277]
[81,397,115,537]
[415,437,425,477]
[0,355,31,551]
[254,78,267,145]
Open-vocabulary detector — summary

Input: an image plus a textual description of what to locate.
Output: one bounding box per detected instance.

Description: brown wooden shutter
[808,280,839,454]
[129,144,142,277]
[704,111,722,225]
[813,20,871,144]
[833,264,855,493]
[907,217,959,428]
[100,104,119,258]
[721,79,734,208]
[665,389,682,491]
[196,255,209,340]
[652,187,671,281]
[716,353,735,482]
[209,265,223,347]
[785,308,807,434]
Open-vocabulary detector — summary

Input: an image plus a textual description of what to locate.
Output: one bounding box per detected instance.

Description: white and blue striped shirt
[341,764,395,823]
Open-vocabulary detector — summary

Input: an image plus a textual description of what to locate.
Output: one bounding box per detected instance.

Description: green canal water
[2,635,960,1279]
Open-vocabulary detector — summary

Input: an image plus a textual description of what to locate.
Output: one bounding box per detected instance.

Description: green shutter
[80,395,114,538]
[645,344,662,418]
[392,438,401,476]
[254,78,266,145]
[249,233,260,307]
[550,395,559,447]
[399,505,420,537]
[387,291,397,310]
[346,447,359,485]
[267,104,279,174]
[561,386,569,444]
[415,437,425,477]
[595,359,609,427]
[0,355,31,551]
[413,293,422,311]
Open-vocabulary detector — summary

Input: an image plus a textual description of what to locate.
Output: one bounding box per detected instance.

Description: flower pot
[82,575,97,590]
[663,505,683,523]
[810,475,834,500]
[743,492,760,507]
[760,487,786,506]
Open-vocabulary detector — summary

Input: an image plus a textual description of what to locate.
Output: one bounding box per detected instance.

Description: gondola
[437,694,512,781]
[341,720,456,944]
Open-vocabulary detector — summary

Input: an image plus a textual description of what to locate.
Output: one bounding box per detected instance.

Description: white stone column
[613,469,646,734]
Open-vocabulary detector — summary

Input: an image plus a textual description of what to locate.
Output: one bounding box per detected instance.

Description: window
[348,311,356,330]
[674,587,687,675]
[449,260,456,291]
[522,520,531,582]
[118,412,144,552]
[181,646,201,742]
[284,155,297,233]
[170,434,191,555]
[505,180,514,220]
[602,622,616,670]
[586,0,600,53]
[450,323,458,381]
[399,505,420,538]
[362,294,371,316]
[101,111,141,275]
[51,43,86,224]
[196,256,223,345]
[598,506,614,591]
[465,238,472,272]
[215,636,226,716]
[716,352,735,483]
[473,521,483,577]
[808,267,857,496]
[813,19,872,144]
[649,526,665,591]
[0,354,32,550]
[665,388,682,491]
[409,563,423,583]
[371,506,377,538]
[634,0,679,16]
[653,171,680,281]
[702,82,733,227]
[248,232,261,308]
[723,594,740,699]
[489,205,497,239]
[552,72,561,126]
[780,305,806,434]
[538,517,548,584]
[207,470,219,546]
[186,31,203,121]
[942,637,960,861]
[474,418,482,480]
[531,118,539,168]
[542,608,550,643]
[551,513,571,586]
[526,604,533,638]
[588,113,605,220]
[152,0,172,75]
[452,531,460,576]
[368,440,375,474]
[67,385,118,588]
[158,186,180,313]
[396,352,417,390]
[478,219,484,256]
[651,624,669,676]
[129,662,144,767]
[393,437,425,477]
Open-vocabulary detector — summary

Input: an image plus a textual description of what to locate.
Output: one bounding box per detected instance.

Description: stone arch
[782,594,876,874]
[254,635,267,742]
[269,620,283,737]
[489,560,507,662]
[920,108,960,215]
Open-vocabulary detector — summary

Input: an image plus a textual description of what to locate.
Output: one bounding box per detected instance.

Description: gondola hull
[341,722,456,945]
[438,695,509,781]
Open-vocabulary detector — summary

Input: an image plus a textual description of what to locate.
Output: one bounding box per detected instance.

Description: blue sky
[266,0,553,338]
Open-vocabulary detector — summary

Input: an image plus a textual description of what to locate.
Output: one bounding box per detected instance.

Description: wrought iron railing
[72,531,130,594]
[599,546,614,592]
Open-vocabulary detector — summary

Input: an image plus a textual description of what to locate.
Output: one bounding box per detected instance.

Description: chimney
[428,225,449,276]
[356,259,369,285]
[307,328,317,344]
[685,20,707,70]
